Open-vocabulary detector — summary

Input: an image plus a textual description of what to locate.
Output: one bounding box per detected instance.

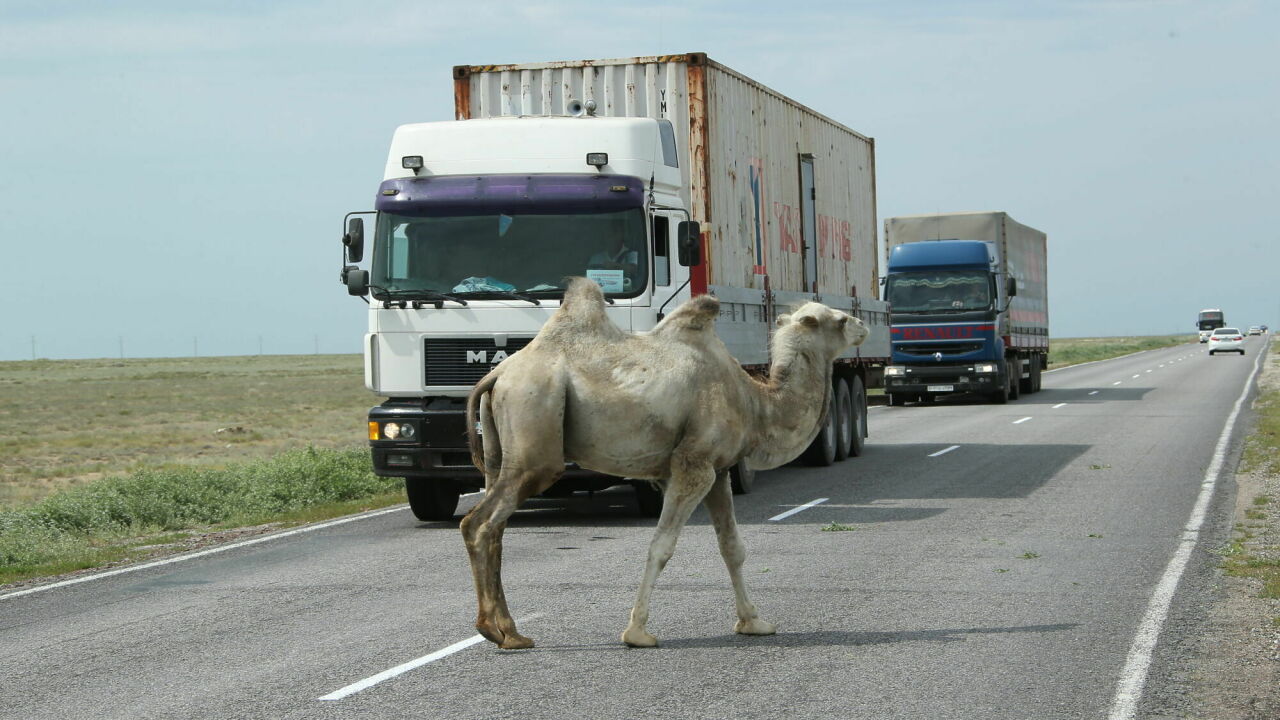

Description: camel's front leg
[460,491,534,649]
[703,469,776,637]
[622,459,717,648]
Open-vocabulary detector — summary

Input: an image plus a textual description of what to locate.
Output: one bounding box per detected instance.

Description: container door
[800,155,817,293]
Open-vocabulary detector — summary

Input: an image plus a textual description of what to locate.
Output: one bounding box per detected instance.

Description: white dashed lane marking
[769,497,829,522]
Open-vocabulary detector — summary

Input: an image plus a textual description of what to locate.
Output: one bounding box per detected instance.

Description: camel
[460,277,868,649]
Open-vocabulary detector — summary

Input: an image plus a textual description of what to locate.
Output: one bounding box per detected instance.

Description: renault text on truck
[881,211,1048,405]
[339,53,890,521]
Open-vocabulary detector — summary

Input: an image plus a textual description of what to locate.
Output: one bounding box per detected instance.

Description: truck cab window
[652,215,671,287]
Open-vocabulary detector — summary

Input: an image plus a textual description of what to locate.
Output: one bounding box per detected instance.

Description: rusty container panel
[699,63,876,299]
[452,53,878,300]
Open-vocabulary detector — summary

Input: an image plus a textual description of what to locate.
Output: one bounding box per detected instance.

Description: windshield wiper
[452,290,542,306]
[371,287,469,307]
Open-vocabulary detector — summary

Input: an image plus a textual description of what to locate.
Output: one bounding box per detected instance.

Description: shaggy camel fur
[460,277,867,648]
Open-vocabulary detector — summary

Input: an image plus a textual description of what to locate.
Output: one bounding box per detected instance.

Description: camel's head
[775,302,868,357]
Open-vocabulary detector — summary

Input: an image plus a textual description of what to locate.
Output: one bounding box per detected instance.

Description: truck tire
[848,375,867,457]
[729,459,755,494]
[1007,360,1021,400]
[405,479,462,522]
[801,387,838,466]
[833,379,853,461]
[634,481,664,517]
[1030,357,1043,393]
[990,373,1010,404]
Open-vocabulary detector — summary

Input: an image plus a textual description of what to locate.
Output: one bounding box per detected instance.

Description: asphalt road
[0,337,1268,720]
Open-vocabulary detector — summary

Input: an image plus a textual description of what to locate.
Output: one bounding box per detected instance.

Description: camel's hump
[652,294,720,334]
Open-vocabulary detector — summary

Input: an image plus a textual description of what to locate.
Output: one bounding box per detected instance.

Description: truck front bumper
[366,398,620,490]
[883,363,1002,395]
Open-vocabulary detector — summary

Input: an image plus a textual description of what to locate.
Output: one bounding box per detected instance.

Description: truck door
[799,154,817,293]
[648,212,688,329]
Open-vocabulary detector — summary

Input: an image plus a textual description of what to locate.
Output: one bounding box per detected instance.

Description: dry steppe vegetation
[0,354,371,506]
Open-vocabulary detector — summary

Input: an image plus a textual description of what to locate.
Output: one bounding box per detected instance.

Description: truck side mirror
[1006,277,1017,297]
[343,218,365,263]
[677,220,702,267]
[343,266,369,296]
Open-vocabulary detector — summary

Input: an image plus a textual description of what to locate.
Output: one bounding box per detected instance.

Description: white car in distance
[1208,327,1246,355]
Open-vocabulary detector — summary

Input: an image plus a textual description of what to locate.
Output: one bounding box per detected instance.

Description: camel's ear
[798,314,819,328]
[837,315,849,328]
[776,313,792,327]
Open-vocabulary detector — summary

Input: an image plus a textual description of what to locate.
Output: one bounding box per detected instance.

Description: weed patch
[0,448,398,586]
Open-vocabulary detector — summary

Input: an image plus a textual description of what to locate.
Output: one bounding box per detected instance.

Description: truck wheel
[729,459,756,494]
[634,482,664,517]
[801,387,838,466]
[833,379,853,461]
[1007,360,1021,400]
[848,376,867,457]
[405,479,462,522]
[1030,358,1043,392]
[990,374,1010,404]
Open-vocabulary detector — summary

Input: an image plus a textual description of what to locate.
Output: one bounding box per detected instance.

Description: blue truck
[881,211,1048,405]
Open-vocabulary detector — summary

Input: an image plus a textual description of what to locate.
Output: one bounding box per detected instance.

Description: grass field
[0,354,372,507]
[1047,334,1192,369]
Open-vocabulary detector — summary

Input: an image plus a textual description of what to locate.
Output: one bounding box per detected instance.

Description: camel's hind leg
[621,456,717,648]
[460,464,560,649]
[703,469,776,636]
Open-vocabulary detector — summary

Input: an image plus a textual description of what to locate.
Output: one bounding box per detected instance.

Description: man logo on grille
[466,350,510,364]
[934,352,943,361]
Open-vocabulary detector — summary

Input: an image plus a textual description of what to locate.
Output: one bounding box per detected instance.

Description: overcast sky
[1,0,1276,360]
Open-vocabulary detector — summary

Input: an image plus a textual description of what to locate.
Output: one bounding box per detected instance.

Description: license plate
[926,385,954,393]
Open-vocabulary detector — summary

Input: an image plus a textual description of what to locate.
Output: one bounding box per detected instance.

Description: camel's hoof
[498,633,535,650]
[734,618,777,636]
[621,627,659,648]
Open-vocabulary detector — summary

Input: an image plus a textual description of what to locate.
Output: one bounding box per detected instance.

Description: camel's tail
[466,370,501,475]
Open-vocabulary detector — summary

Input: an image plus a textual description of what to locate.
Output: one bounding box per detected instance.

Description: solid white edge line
[1012,416,1032,424]
[768,497,828,522]
[1107,337,1268,720]
[317,612,543,701]
[928,445,960,457]
[0,505,408,602]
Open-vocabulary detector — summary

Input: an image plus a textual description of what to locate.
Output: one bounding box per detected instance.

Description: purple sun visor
[374,174,646,216]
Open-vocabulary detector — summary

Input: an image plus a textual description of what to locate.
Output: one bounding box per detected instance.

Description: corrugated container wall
[453,53,878,301]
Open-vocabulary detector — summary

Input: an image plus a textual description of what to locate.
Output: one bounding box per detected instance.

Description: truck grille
[424,337,533,386]
[897,342,984,357]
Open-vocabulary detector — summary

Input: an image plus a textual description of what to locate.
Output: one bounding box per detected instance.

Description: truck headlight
[379,422,416,441]
[974,363,997,373]
[885,366,905,377]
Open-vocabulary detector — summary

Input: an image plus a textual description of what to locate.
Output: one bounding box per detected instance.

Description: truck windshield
[886,271,991,313]
[370,208,648,298]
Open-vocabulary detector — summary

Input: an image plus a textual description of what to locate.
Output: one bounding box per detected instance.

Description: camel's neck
[745,346,833,470]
